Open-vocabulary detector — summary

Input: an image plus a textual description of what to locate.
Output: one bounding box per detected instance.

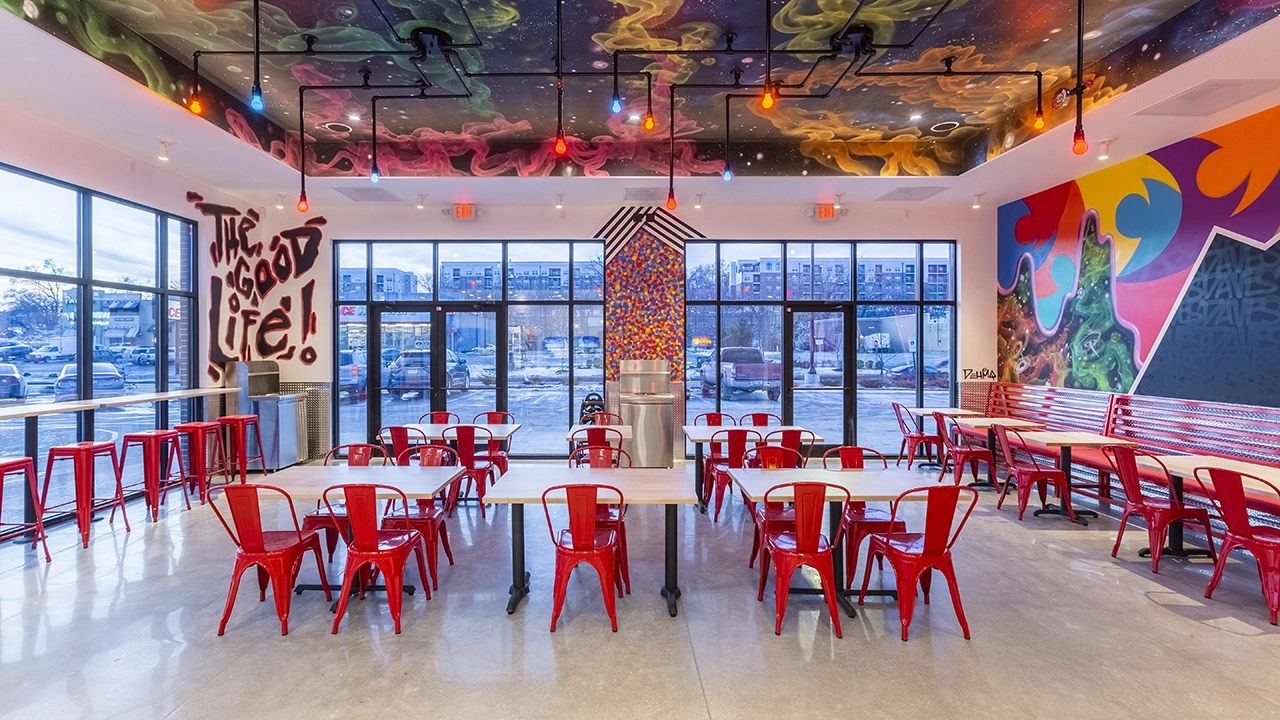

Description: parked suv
[54,362,126,402]
[338,349,367,399]
[0,363,27,400]
[385,350,468,400]
[0,342,32,360]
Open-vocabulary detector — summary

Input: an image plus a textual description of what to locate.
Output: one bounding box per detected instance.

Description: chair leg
[748,524,762,568]
[257,565,270,602]
[381,559,405,634]
[414,539,432,599]
[1145,514,1167,574]
[857,543,879,605]
[618,521,630,595]
[939,556,970,639]
[309,542,333,601]
[267,559,294,635]
[588,553,619,632]
[757,546,771,602]
[1205,539,1237,599]
[819,556,843,638]
[773,557,798,635]
[422,525,440,590]
[218,557,253,636]
[331,559,362,634]
[1111,507,1133,558]
[896,439,906,466]
[895,560,921,641]
[550,555,575,632]
[439,523,454,565]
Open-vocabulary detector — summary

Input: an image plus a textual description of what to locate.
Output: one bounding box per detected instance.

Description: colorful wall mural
[186,193,325,382]
[997,103,1280,406]
[604,230,685,383]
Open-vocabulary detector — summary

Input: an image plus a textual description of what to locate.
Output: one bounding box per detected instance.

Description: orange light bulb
[189,97,203,114]
[296,191,309,212]
[1033,110,1045,130]
[666,190,677,210]
[761,90,775,110]
[643,112,655,131]
[1072,128,1088,155]
[554,135,567,156]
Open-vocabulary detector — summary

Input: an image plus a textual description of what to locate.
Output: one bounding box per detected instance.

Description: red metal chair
[708,428,762,521]
[383,445,458,590]
[569,426,624,454]
[742,445,805,569]
[543,483,626,631]
[993,425,1074,522]
[567,446,634,593]
[209,484,331,635]
[473,411,516,476]
[1103,446,1216,573]
[381,425,429,463]
[695,412,736,492]
[934,412,993,485]
[442,425,497,517]
[418,412,460,446]
[858,485,979,641]
[756,481,849,637]
[41,441,128,548]
[302,444,390,562]
[218,414,267,482]
[739,412,782,427]
[892,403,939,469]
[589,411,625,426]
[763,428,818,463]
[0,457,51,562]
[174,420,230,503]
[119,429,190,522]
[823,446,907,588]
[325,484,431,634]
[1194,467,1280,625]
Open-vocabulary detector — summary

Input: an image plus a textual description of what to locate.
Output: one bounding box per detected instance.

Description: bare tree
[3,260,70,333]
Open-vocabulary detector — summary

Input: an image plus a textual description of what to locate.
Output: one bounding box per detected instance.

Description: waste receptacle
[618,359,674,468]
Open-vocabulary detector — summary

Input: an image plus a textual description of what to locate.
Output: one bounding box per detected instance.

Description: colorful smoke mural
[997,103,1280,405]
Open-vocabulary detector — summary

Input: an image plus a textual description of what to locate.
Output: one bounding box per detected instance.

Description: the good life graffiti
[187,192,324,382]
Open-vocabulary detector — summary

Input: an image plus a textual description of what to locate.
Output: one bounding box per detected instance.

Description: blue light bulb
[723,168,733,182]
[370,166,380,183]
[249,85,264,112]
[611,95,622,114]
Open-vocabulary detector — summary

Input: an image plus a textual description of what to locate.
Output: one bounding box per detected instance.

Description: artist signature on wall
[962,368,996,380]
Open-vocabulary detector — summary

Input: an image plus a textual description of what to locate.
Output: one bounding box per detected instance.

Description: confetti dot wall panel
[605,230,685,383]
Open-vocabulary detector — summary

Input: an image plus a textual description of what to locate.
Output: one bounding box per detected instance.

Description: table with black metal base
[692,443,706,513]
[1031,446,1098,526]
[1137,474,1213,559]
[781,500,897,618]
[967,428,1003,491]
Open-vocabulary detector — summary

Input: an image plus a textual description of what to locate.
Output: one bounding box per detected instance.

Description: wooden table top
[256,464,465,500]
[485,466,700,505]
[95,387,241,408]
[0,400,104,420]
[385,423,522,441]
[1019,431,1136,448]
[953,417,1047,430]
[682,425,825,444]
[905,407,983,417]
[1136,454,1280,496]
[566,424,633,441]
[728,467,938,503]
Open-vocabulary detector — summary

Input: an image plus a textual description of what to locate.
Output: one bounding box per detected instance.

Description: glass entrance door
[786,308,847,446]
[439,308,500,423]
[378,309,435,429]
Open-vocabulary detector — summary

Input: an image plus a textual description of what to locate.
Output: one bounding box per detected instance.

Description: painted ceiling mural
[996,103,1280,402]
[5,0,1280,178]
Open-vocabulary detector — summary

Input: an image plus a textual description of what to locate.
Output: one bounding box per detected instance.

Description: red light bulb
[554,132,567,156]
[643,112,655,131]
[296,191,309,212]
[1072,127,1088,155]
[666,189,677,210]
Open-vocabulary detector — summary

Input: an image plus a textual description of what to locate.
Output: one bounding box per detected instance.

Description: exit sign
[453,204,476,221]
[814,204,837,221]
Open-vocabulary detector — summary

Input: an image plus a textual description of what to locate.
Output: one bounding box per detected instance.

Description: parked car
[381,348,401,367]
[53,362,127,402]
[338,349,367,399]
[385,350,468,400]
[0,342,33,360]
[133,348,157,366]
[0,363,27,400]
[886,363,950,387]
[699,347,782,400]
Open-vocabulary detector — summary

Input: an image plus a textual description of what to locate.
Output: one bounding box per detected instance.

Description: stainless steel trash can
[618,359,674,467]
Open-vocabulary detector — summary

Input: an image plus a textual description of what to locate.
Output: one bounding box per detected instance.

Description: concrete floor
[1,463,1278,719]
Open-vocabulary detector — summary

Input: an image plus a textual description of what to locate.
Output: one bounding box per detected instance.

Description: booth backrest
[989,383,1114,434]
[1107,394,1280,465]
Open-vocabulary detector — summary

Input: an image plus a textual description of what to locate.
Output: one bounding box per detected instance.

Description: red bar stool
[0,457,51,562]
[218,414,267,482]
[41,441,129,548]
[120,429,191,522]
[174,421,230,503]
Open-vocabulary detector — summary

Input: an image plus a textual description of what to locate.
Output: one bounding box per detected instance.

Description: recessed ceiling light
[157,141,171,161]
[1083,30,1102,40]
[909,113,922,121]
[323,122,353,133]
[347,114,360,122]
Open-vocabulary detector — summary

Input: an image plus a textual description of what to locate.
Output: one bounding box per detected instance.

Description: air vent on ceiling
[623,187,667,203]
[1133,79,1280,117]
[333,187,403,202]
[875,186,948,202]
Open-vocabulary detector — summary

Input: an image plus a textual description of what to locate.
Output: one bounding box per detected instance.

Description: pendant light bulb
[1033,109,1045,130]
[1072,127,1088,155]
[643,112,655,131]
[250,85,264,112]
[189,95,203,114]
[296,191,309,213]
[370,163,380,183]
[610,94,622,114]
[666,189,677,210]
[723,168,733,182]
[761,86,775,110]
[554,130,567,156]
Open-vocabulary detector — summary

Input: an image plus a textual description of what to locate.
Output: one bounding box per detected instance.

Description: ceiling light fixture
[667,187,677,211]
[158,141,171,161]
[297,190,309,212]
[276,194,286,209]
[249,0,264,111]
[188,90,202,114]
[1069,0,1089,155]
[972,193,984,209]
[1097,138,1113,160]
[761,82,775,110]
[833,193,844,210]
[417,193,426,209]
[694,193,704,209]
[1033,107,1045,130]
[348,113,361,122]
[555,193,564,209]
[909,113,922,121]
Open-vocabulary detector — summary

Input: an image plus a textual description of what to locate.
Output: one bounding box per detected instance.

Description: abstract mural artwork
[997,103,1280,406]
[186,192,325,382]
[6,0,1280,178]
[605,229,685,384]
